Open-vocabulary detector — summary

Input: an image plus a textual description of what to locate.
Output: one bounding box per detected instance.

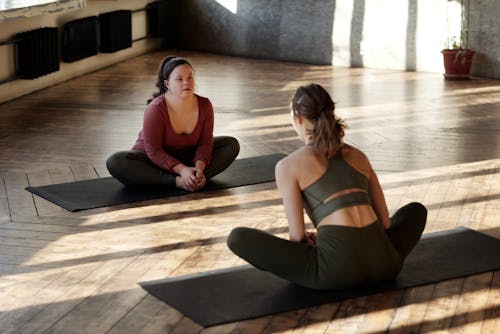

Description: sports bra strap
[301,150,371,227]
[304,191,371,227]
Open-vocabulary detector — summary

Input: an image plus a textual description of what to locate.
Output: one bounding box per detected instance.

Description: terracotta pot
[441,49,475,80]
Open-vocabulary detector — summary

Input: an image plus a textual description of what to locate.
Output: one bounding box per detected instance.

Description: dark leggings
[227,202,427,290]
[106,136,240,188]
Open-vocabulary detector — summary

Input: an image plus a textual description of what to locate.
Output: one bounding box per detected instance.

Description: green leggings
[227,202,427,290]
[106,136,239,188]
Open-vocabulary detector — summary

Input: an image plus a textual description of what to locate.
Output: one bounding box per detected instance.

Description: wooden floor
[0,50,499,333]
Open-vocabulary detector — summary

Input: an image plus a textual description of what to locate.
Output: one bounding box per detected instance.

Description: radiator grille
[62,16,98,63]
[147,0,176,47]
[146,1,168,38]
[16,27,59,79]
[99,10,132,53]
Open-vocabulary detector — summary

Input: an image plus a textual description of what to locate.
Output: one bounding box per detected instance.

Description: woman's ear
[164,79,169,90]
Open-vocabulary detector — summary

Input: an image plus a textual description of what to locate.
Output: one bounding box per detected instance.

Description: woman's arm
[275,159,307,242]
[194,98,214,168]
[368,167,390,229]
[142,104,182,172]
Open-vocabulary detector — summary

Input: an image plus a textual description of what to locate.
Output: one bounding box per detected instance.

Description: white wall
[332,0,452,73]
[174,0,497,77]
[0,0,164,104]
[330,0,500,78]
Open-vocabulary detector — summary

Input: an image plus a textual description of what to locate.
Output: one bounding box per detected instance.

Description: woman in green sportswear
[227,84,427,290]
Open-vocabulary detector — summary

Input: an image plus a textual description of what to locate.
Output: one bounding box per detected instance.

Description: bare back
[276,144,390,237]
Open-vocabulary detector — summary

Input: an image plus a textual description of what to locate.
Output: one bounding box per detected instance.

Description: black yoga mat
[26,153,285,212]
[140,227,500,327]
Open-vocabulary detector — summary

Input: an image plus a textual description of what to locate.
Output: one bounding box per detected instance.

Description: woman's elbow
[289,231,305,243]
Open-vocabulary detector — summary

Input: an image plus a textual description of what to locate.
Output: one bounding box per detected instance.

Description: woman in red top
[106,56,240,191]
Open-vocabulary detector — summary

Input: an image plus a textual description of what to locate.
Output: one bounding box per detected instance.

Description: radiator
[62,16,98,63]
[16,27,59,79]
[99,10,132,53]
[146,1,168,38]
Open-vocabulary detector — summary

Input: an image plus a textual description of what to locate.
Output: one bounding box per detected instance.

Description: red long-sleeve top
[132,94,214,173]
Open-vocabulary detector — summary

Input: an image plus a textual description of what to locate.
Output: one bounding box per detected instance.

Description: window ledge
[0,0,86,23]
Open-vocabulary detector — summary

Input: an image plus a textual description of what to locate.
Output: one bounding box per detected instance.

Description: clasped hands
[177,165,206,191]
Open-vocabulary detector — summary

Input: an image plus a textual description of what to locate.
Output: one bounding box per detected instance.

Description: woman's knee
[227,227,268,257]
[214,136,240,156]
[396,202,427,219]
[389,202,427,235]
[106,150,146,187]
[408,202,427,226]
[227,227,251,253]
[106,151,128,175]
[227,136,240,155]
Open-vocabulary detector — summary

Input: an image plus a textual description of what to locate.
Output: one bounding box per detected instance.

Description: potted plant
[441,0,475,80]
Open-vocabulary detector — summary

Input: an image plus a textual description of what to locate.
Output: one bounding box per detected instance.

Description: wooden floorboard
[0,50,498,333]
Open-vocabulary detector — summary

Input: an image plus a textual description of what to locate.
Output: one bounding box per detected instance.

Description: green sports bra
[301,150,371,227]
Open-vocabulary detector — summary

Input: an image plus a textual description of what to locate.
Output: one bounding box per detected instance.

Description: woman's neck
[165,92,195,109]
[304,135,314,146]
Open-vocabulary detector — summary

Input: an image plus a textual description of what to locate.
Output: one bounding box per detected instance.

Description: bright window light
[216,0,237,14]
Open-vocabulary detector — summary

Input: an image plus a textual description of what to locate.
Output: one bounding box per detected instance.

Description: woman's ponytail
[291,84,347,158]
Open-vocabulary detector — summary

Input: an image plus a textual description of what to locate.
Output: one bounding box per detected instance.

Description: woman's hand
[176,166,199,191]
[175,164,206,191]
[193,160,206,189]
[304,231,317,246]
[193,167,206,189]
